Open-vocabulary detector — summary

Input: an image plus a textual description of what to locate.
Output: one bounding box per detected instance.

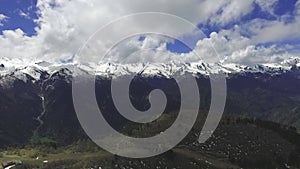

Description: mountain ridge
[1,57,300,81]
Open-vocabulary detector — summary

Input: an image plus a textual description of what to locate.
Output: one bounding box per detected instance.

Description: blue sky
[0,0,38,36]
[0,0,299,64]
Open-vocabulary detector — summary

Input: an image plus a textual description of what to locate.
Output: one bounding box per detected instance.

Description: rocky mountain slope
[1,57,300,168]
[1,56,300,147]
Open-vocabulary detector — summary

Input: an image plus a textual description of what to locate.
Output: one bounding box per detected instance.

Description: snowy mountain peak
[1,57,300,82]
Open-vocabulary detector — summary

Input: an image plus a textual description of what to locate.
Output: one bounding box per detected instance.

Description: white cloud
[247,18,300,44]
[2,0,249,62]
[255,0,278,16]
[98,26,292,65]
[104,35,171,63]
[209,0,255,25]
[0,14,8,26]
[0,0,298,65]
[0,29,44,59]
[245,0,300,44]
[225,45,290,65]
[18,10,31,19]
[190,26,252,63]
[185,26,292,64]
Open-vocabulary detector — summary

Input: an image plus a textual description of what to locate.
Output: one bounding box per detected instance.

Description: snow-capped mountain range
[1,57,300,83]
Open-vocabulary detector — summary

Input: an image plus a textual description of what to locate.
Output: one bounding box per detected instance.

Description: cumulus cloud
[0,29,44,59]
[185,26,293,64]
[0,0,298,65]
[255,0,278,15]
[192,27,251,62]
[95,26,292,65]
[0,0,228,62]
[105,35,172,63]
[209,0,255,25]
[247,18,300,44]
[0,13,8,26]
[245,0,300,44]
[33,0,238,62]
[225,45,290,64]
[18,10,31,19]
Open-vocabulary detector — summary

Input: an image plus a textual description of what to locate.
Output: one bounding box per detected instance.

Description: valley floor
[0,145,240,169]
